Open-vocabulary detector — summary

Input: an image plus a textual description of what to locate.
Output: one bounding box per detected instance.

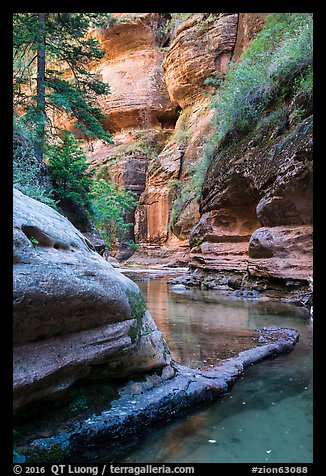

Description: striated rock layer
[163,13,238,108]
[13,189,171,415]
[94,13,177,132]
[188,112,313,297]
[136,13,240,253]
[83,13,269,261]
[83,14,179,258]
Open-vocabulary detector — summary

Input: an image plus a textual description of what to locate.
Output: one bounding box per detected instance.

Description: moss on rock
[26,443,70,464]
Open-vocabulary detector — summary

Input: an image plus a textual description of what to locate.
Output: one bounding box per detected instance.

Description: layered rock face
[85,130,170,259]
[84,13,269,260]
[189,111,313,294]
[135,14,239,251]
[163,13,238,108]
[83,14,178,258]
[13,189,170,415]
[94,13,177,132]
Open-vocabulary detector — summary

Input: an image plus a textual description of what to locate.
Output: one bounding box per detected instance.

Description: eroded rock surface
[163,13,238,108]
[94,13,177,132]
[232,13,268,62]
[13,189,171,415]
[188,114,313,296]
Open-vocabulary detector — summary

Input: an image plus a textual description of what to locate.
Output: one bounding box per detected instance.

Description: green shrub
[13,116,57,208]
[90,175,138,250]
[157,13,193,45]
[166,106,192,147]
[211,13,313,141]
[253,107,289,141]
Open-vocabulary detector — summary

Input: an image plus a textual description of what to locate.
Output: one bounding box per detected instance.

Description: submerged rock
[15,327,299,463]
[171,284,187,293]
[230,289,261,299]
[13,188,171,415]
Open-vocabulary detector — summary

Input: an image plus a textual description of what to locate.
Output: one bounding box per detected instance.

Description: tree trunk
[35,12,46,163]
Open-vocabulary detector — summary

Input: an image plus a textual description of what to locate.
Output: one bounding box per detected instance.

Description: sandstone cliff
[83,13,178,259]
[84,13,268,262]
[78,13,312,298]
[188,112,312,298]
[13,188,170,415]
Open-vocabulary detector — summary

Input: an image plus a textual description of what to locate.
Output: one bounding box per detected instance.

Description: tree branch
[14,54,37,79]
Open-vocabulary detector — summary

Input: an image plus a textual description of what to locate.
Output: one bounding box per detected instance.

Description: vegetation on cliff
[185,13,313,206]
[13,124,137,252]
[90,174,138,250]
[167,13,312,234]
[211,13,313,141]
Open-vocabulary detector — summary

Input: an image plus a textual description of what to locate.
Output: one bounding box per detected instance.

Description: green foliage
[13,117,57,208]
[211,13,313,141]
[128,324,139,344]
[68,394,88,413]
[29,236,39,247]
[126,288,147,343]
[127,241,140,251]
[190,142,215,200]
[90,174,138,250]
[157,13,193,45]
[46,78,112,143]
[47,132,93,209]
[252,107,289,142]
[166,106,192,147]
[191,238,204,248]
[13,13,113,151]
[14,118,137,253]
[293,64,313,95]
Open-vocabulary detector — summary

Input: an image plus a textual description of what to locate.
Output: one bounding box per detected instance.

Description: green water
[117,276,313,463]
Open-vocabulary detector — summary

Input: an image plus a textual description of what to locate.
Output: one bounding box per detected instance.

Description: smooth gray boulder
[13,188,170,415]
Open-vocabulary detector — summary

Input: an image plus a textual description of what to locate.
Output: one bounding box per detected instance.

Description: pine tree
[13,13,113,162]
[47,132,93,209]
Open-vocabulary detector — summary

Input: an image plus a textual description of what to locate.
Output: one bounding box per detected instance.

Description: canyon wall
[84,13,312,297]
[188,112,313,298]
[85,13,245,261]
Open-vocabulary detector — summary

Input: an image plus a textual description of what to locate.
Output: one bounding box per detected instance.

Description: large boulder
[13,189,170,415]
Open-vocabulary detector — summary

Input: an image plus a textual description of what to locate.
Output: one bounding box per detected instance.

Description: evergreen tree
[13,13,113,162]
[47,132,93,209]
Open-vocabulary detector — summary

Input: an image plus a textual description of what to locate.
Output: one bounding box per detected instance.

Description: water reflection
[122,276,313,463]
[79,274,312,463]
[138,277,311,369]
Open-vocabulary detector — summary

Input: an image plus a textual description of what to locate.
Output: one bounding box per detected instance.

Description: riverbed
[115,273,313,463]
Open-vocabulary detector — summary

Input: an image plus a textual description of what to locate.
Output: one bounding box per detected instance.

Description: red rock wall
[190,114,313,291]
[232,13,267,62]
